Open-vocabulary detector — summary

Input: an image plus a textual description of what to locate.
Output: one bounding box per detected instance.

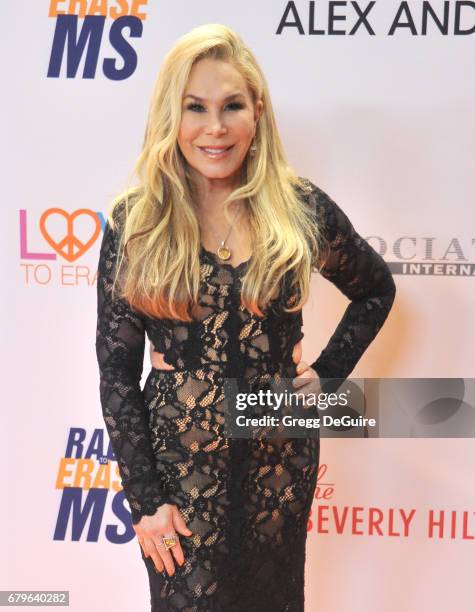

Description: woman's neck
[190,167,244,214]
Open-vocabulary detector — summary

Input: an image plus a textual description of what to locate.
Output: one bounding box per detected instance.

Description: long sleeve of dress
[308,184,396,379]
[95,205,172,525]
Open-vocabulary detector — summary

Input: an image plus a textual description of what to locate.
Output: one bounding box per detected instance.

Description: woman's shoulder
[295,176,334,206]
[294,176,341,221]
[107,188,143,233]
[294,176,354,245]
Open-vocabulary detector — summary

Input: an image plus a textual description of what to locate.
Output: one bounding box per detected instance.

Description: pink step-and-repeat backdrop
[3,1,474,610]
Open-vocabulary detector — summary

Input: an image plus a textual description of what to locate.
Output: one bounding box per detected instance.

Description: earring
[249,138,257,157]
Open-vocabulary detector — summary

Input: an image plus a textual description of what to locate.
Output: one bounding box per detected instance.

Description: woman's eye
[226,102,243,110]
[187,103,204,112]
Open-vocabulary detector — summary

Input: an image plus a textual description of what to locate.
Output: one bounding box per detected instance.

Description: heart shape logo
[40,208,101,262]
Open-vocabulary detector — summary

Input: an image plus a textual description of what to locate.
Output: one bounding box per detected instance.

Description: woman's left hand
[291,340,321,395]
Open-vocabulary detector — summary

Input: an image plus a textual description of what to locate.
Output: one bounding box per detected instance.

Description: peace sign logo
[39,208,101,262]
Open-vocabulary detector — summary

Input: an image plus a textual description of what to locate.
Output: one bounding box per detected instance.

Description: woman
[95,23,396,612]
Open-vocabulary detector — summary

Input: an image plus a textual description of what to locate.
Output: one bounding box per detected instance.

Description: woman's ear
[254,99,263,123]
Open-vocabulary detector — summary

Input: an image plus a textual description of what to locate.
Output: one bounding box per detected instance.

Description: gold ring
[162,535,177,550]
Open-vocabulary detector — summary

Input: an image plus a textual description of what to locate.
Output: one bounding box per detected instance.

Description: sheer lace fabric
[95,178,396,611]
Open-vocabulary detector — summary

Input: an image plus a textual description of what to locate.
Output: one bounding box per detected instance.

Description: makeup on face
[177,59,261,184]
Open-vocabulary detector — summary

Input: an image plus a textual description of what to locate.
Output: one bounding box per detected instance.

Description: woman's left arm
[306,183,397,380]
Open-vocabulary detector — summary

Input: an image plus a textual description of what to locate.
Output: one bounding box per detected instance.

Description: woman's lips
[197,145,234,159]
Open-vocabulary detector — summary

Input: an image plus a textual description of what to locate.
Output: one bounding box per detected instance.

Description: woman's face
[177,58,263,184]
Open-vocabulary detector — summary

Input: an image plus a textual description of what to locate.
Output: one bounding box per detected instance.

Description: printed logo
[47,0,149,79]
[276,1,475,37]
[40,208,101,262]
[19,208,105,286]
[53,427,135,543]
[308,463,475,540]
[366,235,475,276]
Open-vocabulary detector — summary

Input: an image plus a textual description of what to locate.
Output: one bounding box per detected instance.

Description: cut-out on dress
[95,177,396,612]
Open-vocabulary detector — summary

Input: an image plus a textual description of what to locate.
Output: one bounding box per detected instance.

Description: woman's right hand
[150,345,176,371]
[133,503,193,576]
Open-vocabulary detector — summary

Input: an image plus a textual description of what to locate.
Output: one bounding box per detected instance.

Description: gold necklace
[208,203,243,261]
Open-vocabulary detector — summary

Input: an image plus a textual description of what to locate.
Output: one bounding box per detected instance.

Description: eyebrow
[183,93,245,102]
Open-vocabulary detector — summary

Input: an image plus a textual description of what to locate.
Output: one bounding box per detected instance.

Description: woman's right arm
[95,203,172,525]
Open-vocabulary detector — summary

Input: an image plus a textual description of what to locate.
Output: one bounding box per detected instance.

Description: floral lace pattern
[307,185,396,379]
[95,178,396,611]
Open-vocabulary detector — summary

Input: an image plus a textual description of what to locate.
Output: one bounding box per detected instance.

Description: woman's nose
[205,116,227,135]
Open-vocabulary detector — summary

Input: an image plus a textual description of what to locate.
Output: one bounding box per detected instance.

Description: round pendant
[217,245,231,261]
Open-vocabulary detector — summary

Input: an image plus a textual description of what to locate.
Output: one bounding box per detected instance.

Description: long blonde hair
[107,23,327,321]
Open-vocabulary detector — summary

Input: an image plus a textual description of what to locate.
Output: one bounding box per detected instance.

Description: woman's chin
[188,161,242,181]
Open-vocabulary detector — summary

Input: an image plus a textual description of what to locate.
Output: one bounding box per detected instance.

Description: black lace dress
[95,177,396,612]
